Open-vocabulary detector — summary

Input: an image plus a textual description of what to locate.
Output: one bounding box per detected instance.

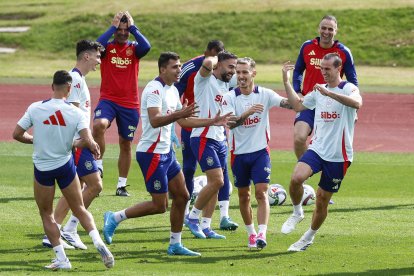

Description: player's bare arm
[228,104,264,129]
[200,56,218,77]
[282,61,307,112]
[314,84,362,109]
[77,128,101,159]
[279,99,293,109]
[12,125,33,144]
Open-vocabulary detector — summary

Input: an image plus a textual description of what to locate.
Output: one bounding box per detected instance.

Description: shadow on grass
[0,196,34,203]
[316,267,414,276]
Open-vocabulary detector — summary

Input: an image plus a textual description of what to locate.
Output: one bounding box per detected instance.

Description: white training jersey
[17,98,89,171]
[303,81,360,162]
[137,77,182,154]
[67,68,91,138]
[222,86,284,154]
[191,71,231,141]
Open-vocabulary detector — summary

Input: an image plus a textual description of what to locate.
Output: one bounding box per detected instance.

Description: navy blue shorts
[94,99,139,140]
[34,158,77,189]
[231,148,271,188]
[190,137,227,172]
[299,150,351,193]
[294,108,315,134]
[73,147,98,177]
[136,150,181,194]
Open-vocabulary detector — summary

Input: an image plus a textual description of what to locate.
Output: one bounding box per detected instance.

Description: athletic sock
[245,224,256,236]
[303,227,317,241]
[188,207,201,220]
[170,232,182,245]
[63,215,79,232]
[89,229,104,247]
[218,200,230,220]
[258,224,267,237]
[293,204,304,217]
[201,217,212,230]
[117,177,127,188]
[114,209,127,223]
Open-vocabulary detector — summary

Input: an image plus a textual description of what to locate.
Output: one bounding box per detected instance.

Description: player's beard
[220,72,232,83]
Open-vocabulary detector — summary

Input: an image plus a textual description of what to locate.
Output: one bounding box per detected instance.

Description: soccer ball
[190,175,207,204]
[302,184,316,206]
[267,184,287,206]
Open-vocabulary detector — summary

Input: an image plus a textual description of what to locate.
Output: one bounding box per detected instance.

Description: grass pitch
[0,142,413,275]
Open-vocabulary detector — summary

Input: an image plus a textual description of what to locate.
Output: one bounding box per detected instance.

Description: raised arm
[125,11,151,58]
[283,62,307,112]
[199,56,218,78]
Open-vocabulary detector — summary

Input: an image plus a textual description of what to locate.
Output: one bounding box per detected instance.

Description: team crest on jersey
[95,109,101,117]
[325,98,334,108]
[154,180,161,190]
[206,156,214,166]
[110,49,116,54]
[85,161,93,171]
[126,48,133,56]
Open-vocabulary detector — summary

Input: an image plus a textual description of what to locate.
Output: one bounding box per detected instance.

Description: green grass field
[1,142,413,275]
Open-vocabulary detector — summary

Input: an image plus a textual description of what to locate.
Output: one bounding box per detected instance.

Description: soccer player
[175,40,239,231]
[93,11,151,196]
[281,54,362,251]
[222,57,292,249]
[41,40,104,250]
[102,52,232,256]
[12,70,114,270]
[291,14,358,207]
[185,51,237,239]
[292,15,358,161]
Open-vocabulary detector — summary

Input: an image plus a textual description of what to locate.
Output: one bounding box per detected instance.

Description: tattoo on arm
[280,99,293,109]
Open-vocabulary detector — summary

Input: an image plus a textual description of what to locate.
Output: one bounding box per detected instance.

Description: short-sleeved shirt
[222,86,283,154]
[68,68,91,138]
[191,71,230,141]
[17,98,89,171]
[136,77,182,154]
[302,81,360,162]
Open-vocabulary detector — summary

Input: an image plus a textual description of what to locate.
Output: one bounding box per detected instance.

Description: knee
[293,132,307,146]
[88,179,103,195]
[290,173,305,187]
[93,121,107,135]
[119,139,132,151]
[152,200,168,214]
[255,190,267,202]
[238,191,250,205]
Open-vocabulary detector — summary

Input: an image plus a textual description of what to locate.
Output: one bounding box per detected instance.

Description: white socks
[63,215,79,232]
[218,200,230,220]
[188,207,201,220]
[114,210,127,223]
[201,217,212,230]
[170,232,182,245]
[293,204,304,217]
[303,227,317,241]
[245,224,257,236]
[117,177,127,188]
[53,244,67,262]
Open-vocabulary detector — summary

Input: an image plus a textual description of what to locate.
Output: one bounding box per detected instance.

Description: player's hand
[247,104,264,115]
[112,11,123,28]
[314,83,330,96]
[212,110,233,127]
[124,11,134,27]
[282,61,295,83]
[179,99,199,119]
[90,141,101,160]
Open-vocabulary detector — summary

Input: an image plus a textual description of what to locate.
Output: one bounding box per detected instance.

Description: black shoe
[116,186,130,197]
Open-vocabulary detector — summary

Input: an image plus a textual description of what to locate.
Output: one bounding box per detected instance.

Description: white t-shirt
[137,77,182,154]
[67,68,91,138]
[17,98,89,171]
[222,86,284,154]
[303,81,360,162]
[191,71,231,141]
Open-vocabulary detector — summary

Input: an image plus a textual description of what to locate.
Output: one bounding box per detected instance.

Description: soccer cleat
[248,234,257,249]
[288,236,314,252]
[329,199,335,204]
[281,214,304,234]
[115,186,130,197]
[96,243,115,268]
[103,211,119,244]
[61,230,87,250]
[167,243,201,256]
[219,216,239,231]
[256,233,267,249]
[44,258,72,270]
[42,235,75,250]
[184,215,206,239]
[202,228,226,239]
